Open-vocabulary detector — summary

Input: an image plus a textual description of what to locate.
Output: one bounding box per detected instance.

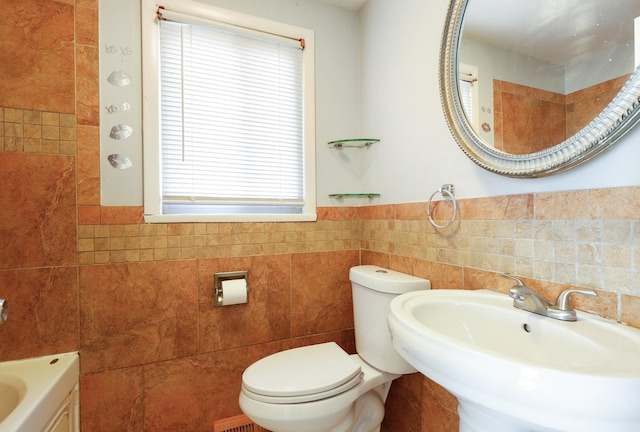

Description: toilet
[239,265,431,432]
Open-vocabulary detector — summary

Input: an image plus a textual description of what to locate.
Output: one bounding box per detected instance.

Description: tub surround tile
[290,250,359,337]
[75,44,100,126]
[79,261,198,373]
[0,153,77,269]
[0,0,75,113]
[0,267,78,360]
[198,255,291,352]
[77,125,100,205]
[76,5,98,46]
[80,366,145,432]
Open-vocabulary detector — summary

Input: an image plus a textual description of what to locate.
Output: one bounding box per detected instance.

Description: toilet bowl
[239,265,431,432]
[240,342,397,432]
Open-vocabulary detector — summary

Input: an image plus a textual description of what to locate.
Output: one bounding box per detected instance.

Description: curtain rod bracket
[157,5,166,21]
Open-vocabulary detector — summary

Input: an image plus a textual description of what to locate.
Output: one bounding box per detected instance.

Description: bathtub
[0,352,79,432]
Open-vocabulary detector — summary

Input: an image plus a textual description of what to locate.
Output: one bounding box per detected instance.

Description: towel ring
[427,184,457,229]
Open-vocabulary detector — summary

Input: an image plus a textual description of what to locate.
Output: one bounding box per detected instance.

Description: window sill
[143,213,318,223]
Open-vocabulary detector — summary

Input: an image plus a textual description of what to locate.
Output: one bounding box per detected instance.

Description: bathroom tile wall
[493,75,629,154]
[2,1,640,431]
[365,191,640,431]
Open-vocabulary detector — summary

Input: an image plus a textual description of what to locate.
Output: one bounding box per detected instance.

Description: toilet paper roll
[220,278,248,305]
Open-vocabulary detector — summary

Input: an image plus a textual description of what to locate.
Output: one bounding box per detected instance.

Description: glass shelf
[328,138,380,148]
[329,193,380,199]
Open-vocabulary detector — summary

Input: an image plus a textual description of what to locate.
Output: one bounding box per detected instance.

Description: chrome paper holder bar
[214,271,249,307]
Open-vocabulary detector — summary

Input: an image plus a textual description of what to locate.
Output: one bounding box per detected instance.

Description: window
[141,0,316,222]
[459,63,479,131]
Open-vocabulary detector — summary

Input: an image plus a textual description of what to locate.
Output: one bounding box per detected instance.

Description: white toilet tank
[350,265,431,374]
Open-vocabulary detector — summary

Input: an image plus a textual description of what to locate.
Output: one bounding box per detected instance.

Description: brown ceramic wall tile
[396,202,428,220]
[76,6,98,46]
[244,329,356,366]
[459,194,533,220]
[622,295,640,328]
[360,204,395,220]
[290,250,359,337]
[318,206,360,220]
[0,267,78,360]
[420,378,459,432]
[566,75,629,136]
[198,255,291,352]
[0,0,75,113]
[79,260,198,373]
[100,206,145,224]
[0,153,77,269]
[76,44,100,126]
[382,372,424,432]
[78,206,102,224]
[143,349,249,432]
[389,255,462,289]
[77,125,101,205]
[80,366,145,432]
[361,250,390,268]
[535,187,640,220]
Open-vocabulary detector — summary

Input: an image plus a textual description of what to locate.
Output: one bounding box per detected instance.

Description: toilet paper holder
[214,271,249,307]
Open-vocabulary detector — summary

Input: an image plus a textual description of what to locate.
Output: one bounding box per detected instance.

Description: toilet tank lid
[349,265,431,294]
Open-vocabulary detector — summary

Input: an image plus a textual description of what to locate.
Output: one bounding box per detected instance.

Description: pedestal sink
[388,289,640,432]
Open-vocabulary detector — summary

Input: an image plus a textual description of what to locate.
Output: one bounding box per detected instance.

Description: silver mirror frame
[440,0,640,178]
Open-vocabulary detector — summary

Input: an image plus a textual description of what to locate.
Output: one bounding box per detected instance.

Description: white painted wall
[102,0,640,208]
[359,0,640,203]
[101,0,362,207]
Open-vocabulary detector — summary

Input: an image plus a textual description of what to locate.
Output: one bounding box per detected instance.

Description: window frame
[459,63,479,132]
[141,0,316,223]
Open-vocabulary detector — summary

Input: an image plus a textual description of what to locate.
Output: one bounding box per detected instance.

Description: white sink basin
[0,352,78,432]
[388,289,640,432]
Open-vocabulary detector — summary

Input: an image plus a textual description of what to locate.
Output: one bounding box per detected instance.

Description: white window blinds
[158,19,305,214]
[459,79,473,123]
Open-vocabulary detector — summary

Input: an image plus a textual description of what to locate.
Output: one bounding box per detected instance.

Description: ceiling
[313,0,638,66]
[315,0,368,11]
[462,0,638,65]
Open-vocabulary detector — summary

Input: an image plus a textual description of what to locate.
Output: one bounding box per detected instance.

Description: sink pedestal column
[458,400,553,432]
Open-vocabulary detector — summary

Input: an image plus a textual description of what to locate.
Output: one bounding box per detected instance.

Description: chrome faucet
[0,299,7,323]
[501,274,597,322]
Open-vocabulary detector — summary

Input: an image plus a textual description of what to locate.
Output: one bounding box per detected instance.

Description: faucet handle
[501,273,529,300]
[547,289,597,321]
[553,289,598,311]
[501,273,524,287]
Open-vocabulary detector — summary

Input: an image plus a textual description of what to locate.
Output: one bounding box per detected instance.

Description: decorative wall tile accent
[362,191,640,298]
[77,220,363,265]
[0,108,76,154]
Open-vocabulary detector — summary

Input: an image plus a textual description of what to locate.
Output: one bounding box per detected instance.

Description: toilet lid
[242,342,362,401]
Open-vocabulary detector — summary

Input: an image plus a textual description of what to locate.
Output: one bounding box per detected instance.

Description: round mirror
[440,0,640,177]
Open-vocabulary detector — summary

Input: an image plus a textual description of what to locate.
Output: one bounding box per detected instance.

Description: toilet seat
[242,342,363,404]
